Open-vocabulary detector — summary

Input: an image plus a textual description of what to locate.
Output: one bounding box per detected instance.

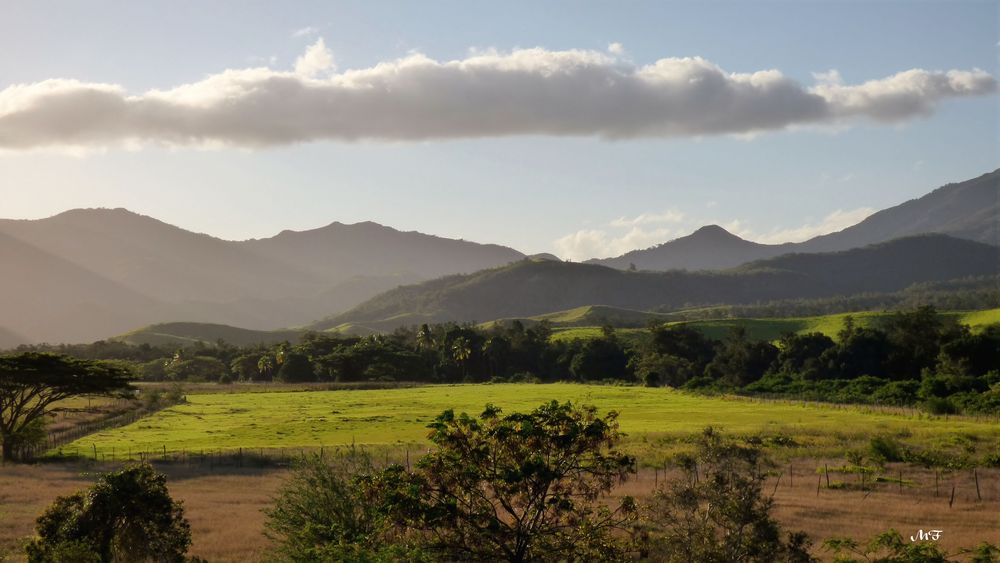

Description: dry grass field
[2,459,997,561]
[0,462,285,562]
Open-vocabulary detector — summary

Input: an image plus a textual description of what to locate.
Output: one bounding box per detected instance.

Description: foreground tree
[0,352,133,462]
[368,401,637,562]
[643,427,815,562]
[265,449,426,562]
[25,463,193,562]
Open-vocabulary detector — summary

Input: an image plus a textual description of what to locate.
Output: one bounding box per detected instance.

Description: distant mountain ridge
[3,169,996,345]
[590,169,999,271]
[0,209,524,344]
[317,234,999,332]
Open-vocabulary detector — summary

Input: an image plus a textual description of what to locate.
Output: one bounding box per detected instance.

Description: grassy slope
[668,308,999,341]
[57,383,1000,461]
[115,322,305,347]
[545,308,1000,342]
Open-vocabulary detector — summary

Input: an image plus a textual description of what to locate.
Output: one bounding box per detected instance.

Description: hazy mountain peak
[688,224,744,240]
[590,169,998,272]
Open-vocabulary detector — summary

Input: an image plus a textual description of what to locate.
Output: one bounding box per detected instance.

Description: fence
[11,397,184,463]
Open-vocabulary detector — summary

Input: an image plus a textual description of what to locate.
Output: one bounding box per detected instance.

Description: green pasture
[553,308,1000,343]
[56,384,1000,462]
[550,327,646,343]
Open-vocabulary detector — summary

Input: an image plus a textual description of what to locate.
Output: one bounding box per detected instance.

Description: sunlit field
[56,383,1000,463]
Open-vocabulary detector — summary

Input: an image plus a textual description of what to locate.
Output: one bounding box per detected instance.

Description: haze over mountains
[0,212,523,345]
[590,169,999,271]
[1,169,996,346]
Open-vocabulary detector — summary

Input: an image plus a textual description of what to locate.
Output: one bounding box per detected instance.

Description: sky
[0,1,997,260]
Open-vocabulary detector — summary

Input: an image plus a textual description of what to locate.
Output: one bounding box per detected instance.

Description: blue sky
[0,1,996,258]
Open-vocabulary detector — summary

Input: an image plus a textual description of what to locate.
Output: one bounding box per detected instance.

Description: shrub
[25,463,192,562]
[869,436,905,463]
[643,427,815,562]
[824,529,999,562]
[264,449,416,562]
[923,397,958,415]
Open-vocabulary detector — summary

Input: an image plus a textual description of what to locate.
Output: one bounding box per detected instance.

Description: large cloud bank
[0,41,994,150]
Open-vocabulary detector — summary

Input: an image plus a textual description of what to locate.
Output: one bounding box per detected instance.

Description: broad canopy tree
[367,400,638,562]
[0,352,133,461]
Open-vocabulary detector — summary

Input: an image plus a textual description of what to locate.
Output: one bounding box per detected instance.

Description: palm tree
[482,336,510,380]
[257,355,275,380]
[451,337,473,380]
[416,324,435,352]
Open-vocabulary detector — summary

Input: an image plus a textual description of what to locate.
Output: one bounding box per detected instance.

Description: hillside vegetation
[115,323,305,347]
[667,308,1000,342]
[319,235,998,332]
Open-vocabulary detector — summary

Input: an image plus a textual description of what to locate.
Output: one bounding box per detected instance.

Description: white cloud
[609,209,685,227]
[607,42,625,55]
[554,204,877,260]
[292,26,320,38]
[734,207,875,244]
[0,43,994,151]
[554,226,677,261]
[294,38,335,76]
[811,69,843,86]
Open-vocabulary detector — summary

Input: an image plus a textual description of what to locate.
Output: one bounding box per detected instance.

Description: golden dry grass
[2,460,997,561]
[615,463,1000,560]
[0,461,285,562]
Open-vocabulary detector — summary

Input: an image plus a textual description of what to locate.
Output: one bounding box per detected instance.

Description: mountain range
[0,211,523,345]
[589,169,998,271]
[1,169,996,345]
[315,235,998,333]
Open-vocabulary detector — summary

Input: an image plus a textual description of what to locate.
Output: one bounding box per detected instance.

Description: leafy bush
[824,528,999,563]
[25,463,192,562]
[869,436,905,463]
[643,427,815,562]
[923,397,958,415]
[264,449,418,562]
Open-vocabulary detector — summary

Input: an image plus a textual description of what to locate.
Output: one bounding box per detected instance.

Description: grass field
[550,308,1000,343]
[550,326,646,342]
[55,384,1000,463]
[671,309,1000,341]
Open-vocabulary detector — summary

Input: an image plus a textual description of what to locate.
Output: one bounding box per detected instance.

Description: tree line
[9,306,1000,415]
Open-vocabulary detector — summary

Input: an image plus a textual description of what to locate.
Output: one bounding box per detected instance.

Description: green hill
[481,305,671,330]
[316,235,998,332]
[115,322,305,347]
[552,308,1000,343]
